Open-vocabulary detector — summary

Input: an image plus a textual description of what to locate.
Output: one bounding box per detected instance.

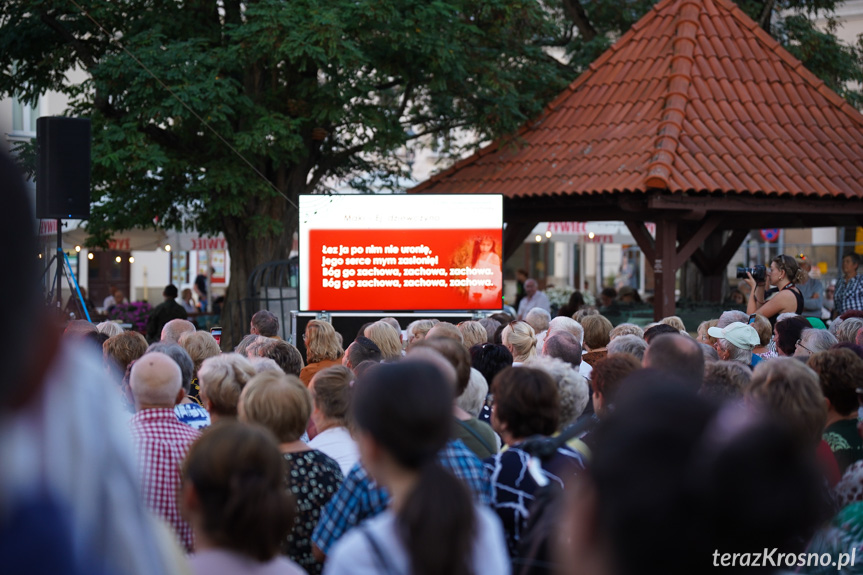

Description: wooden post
[654,219,678,320]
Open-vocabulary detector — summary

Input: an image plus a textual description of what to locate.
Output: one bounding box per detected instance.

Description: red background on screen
[307,228,503,311]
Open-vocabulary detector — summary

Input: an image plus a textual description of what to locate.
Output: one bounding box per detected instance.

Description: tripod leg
[61,250,92,322]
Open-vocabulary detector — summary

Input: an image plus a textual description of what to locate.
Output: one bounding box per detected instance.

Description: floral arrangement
[545,285,575,309]
[107,302,152,333]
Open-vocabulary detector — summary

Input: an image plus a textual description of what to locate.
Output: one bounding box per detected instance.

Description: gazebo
[410,0,863,319]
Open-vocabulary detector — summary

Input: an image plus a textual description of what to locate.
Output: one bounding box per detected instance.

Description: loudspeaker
[36,117,91,220]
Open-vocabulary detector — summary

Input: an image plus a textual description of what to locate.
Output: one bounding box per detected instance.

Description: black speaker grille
[36,117,91,220]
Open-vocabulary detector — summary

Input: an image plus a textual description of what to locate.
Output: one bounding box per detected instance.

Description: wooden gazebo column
[626,214,724,321]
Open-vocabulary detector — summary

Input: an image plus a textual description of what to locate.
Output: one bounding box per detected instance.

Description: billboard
[299,194,503,312]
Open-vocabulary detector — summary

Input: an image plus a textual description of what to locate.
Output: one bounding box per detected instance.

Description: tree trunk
[220,178,300,350]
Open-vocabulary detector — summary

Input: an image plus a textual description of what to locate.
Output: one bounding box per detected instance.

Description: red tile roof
[410,0,863,199]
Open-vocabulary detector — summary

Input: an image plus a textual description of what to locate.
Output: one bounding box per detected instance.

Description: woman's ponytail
[399,462,475,575]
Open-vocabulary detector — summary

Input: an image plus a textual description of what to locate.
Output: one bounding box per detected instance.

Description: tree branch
[758,0,775,32]
[375,78,404,91]
[560,0,597,42]
[39,9,100,70]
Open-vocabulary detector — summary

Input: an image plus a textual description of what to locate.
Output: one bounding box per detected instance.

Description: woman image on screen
[468,235,502,308]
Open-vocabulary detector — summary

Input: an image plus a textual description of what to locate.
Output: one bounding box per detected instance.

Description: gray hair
[248,355,283,374]
[456,368,488,418]
[829,317,844,338]
[236,334,267,356]
[525,307,551,334]
[606,334,648,361]
[609,323,644,340]
[798,328,838,353]
[478,318,501,343]
[146,342,195,394]
[836,317,863,344]
[525,355,589,429]
[97,321,124,337]
[542,332,582,367]
[701,360,751,401]
[547,316,584,346]
[700,342,719,362]
[717,310,749,329]
[717,338,753,365]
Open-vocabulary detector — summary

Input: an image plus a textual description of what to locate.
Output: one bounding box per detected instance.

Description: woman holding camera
[744,254,805,323]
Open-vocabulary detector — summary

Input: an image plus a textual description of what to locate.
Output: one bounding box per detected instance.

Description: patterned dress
[281,449,343,575]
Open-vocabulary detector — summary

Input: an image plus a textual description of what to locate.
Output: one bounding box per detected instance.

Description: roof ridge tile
[645,0,700,190]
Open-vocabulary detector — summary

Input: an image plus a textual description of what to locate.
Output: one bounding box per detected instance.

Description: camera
[736,265,766,282]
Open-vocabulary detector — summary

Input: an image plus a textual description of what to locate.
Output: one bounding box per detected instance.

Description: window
[11,96,40,135]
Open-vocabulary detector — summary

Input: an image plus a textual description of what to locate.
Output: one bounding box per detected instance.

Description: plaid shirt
[834,274,863,315]
[312,438,491,554]
[129,408,200,552]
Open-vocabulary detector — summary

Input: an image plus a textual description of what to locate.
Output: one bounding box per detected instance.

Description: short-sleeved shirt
[834,274,863,316]
[312,439,491,555]
[307,427,359,477]
[323,505,510,575]
[129,408,201,552]
[281,450,343,575]
[484,443,586,556]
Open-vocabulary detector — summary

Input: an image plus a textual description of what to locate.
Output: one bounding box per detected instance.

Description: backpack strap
[454,417,496,455]
[360,525,401,575]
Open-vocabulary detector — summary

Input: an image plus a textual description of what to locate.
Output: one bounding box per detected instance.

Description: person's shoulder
[325,513,396,575]
[304,448,345,477]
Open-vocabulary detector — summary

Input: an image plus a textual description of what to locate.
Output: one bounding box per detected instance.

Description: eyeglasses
[795,339,814,354]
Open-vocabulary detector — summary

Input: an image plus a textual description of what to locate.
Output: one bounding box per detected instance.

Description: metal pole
[55,218,62,308]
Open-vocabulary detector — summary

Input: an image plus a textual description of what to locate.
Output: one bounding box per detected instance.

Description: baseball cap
[707,322,760,351]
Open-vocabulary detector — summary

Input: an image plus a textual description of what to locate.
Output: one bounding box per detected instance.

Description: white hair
[525,355,589,429]
[798,328,838,354]
[607,334,648,361]
[776,312,799,324]
[547,316,584,346]
[609,323,644,340]
[717,338,753,365]
[96,321,124,337]
[456,368,489,418]
[717,310,749,329]
[248,355,283,374]
[525,307,551,334]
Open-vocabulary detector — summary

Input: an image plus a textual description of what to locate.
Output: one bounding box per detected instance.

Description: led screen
[299,194,504,312]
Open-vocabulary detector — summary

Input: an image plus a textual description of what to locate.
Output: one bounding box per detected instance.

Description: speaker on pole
[36,117,91,220]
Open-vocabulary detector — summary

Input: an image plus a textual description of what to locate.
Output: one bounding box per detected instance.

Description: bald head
[130,352,183,409]
[642,333,704,388]
[161,319,196,344]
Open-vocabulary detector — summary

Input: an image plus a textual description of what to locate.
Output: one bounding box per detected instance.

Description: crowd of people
[18,298,863,574]
[6,146,863,575]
